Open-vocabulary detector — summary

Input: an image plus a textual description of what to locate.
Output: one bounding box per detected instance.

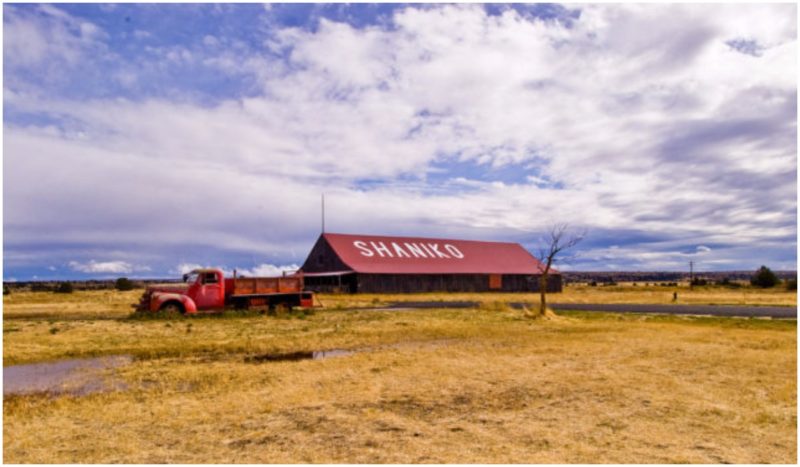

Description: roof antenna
[321,193,325,233]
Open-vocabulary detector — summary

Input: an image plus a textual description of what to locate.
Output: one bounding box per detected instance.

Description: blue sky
[3,3,797,280]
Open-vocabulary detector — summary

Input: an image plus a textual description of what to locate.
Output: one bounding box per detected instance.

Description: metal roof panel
[319,233,551,275]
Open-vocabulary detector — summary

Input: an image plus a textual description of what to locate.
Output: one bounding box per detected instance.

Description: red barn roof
[306,233,552,275]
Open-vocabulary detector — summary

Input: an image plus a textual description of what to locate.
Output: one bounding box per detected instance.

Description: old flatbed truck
[136,268,314,314]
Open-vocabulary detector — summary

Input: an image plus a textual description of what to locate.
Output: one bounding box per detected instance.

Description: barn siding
[354,273,562,293]
[304,274,358,293]
[301,236,351,273]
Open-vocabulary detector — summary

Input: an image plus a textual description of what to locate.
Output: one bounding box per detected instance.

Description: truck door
[195,271,223,309]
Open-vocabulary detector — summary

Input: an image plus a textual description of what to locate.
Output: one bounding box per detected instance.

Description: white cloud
[4,5,107,72]
[170,263,300,278]
[173,263,205,275]
[202,35,219,47]
[3,4,796,274]
[68,260,139,274]
[235,264,301,277]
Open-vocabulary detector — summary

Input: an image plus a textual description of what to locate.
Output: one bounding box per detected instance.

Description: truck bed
[227,276,304,296]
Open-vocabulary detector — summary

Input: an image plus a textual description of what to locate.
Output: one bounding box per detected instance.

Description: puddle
[245,349,358,363]
[4,355,133,396]
[245,340,457,364]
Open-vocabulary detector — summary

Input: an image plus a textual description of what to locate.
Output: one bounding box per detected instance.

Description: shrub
[786,279,797,291]
[717,277,742,289]
[54,282,74,294]
[3,284,9,295]
[115,277,135,291]
[31,282,50,292]
[751,266,780,288]
[691,278,708,286]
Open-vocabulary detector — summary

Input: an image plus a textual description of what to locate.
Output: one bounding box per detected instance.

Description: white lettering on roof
[444,244,464,259]
[371,241,392,257]
[419,243,434,257]
[353,241,374,257]
[352,240,465,260]
[391,242,411,258]
[427,243,450,258]
[404,242,428,258]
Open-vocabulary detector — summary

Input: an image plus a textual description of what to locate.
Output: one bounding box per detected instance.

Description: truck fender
[151,292,198,314]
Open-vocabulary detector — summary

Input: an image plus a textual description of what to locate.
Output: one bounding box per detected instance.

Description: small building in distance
[300,232,562,294]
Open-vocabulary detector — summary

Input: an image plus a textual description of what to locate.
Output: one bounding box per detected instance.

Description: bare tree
[536,224,585,316]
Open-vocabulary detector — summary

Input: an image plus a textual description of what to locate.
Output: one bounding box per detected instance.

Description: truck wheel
[160,302,184,315]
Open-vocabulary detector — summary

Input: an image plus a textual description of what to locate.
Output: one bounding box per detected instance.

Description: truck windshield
[184,272,199,284]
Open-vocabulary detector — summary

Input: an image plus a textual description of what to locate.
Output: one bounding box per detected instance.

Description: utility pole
[321,194,325,233]
[689,260,694,290]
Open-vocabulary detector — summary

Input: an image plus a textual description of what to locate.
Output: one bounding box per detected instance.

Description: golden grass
[2,289,141,320]
[559,283,797,306]
[319,283,797,308]
[3,290,797,463]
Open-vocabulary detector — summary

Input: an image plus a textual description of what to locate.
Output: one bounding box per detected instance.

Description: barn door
[489,274,502,290]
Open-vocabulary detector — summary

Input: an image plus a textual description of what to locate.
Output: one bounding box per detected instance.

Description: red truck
[136,268,315,314]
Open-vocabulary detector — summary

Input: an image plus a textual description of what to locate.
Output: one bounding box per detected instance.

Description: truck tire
[160,302,185,315]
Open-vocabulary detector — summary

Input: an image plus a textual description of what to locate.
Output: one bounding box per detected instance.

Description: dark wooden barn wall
[304,274,358,293]
[301,236,351,273]
[354,274,562,293]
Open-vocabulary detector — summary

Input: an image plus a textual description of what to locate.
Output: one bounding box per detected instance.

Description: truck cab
[182,269,226,310]
[137,268,226,314]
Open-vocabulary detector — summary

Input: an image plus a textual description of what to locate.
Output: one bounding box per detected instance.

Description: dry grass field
[3,286,797,463]
[319,282,798,309]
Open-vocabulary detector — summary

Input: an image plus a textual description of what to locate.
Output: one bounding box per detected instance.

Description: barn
[299,233,562,294]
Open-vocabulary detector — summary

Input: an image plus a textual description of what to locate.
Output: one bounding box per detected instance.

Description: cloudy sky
[3,3,797,280]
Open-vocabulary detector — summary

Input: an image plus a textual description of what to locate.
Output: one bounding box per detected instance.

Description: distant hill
[4,278,179,292]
